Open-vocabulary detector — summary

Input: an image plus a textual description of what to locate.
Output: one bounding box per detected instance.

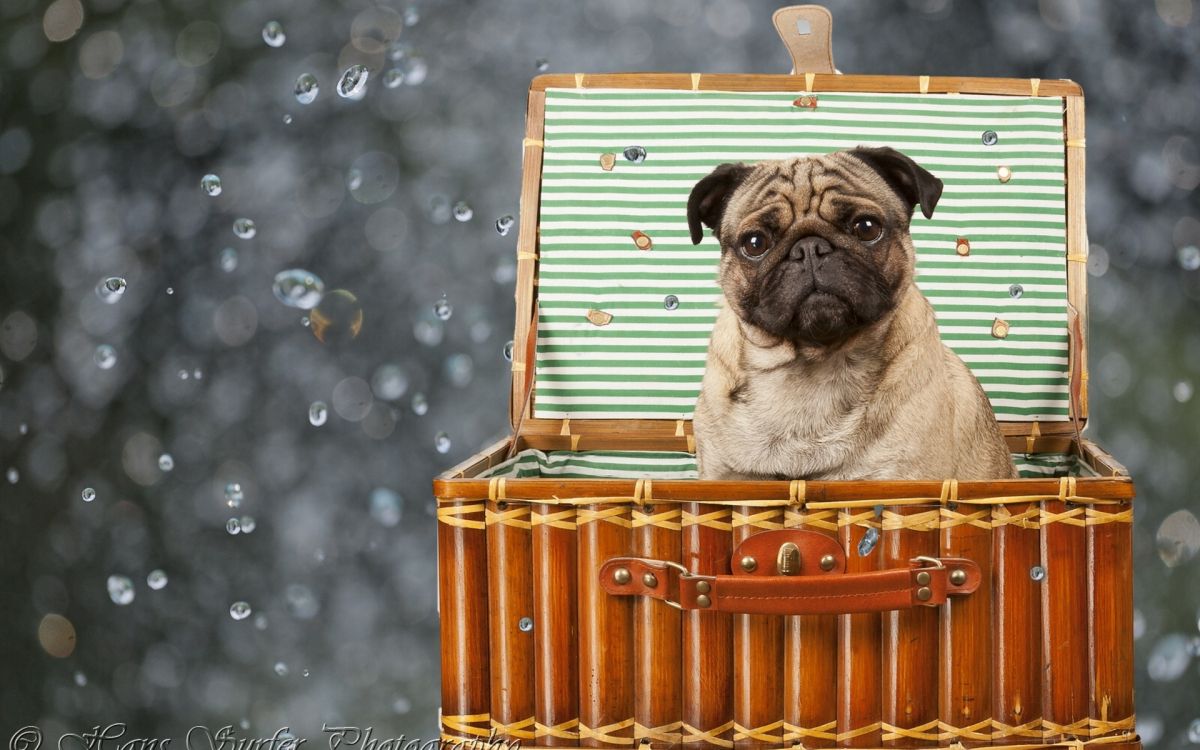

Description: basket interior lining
[480,448,1098,480]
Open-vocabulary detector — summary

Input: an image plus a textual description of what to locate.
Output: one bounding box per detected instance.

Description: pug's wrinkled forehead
[686,147,943,248]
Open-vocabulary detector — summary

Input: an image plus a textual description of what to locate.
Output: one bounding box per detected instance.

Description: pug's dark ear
[687,163,752,245]
[847,146,943,220]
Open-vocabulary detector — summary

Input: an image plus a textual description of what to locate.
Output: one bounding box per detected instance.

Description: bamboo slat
[992,500,1043,744]
[838,511,883,748]
[533,502,580,747]
[510,90,546,430]
[633,502,683,747]
[1040,492,1090,743]
[1064,96,1089,422]
[1087,501,1135,740]
[487,500,536,743]
[784,503,838,748]
[438,500,491,742]
[578,503,635,747]
[732,507,785,749]
[682,502,734,750]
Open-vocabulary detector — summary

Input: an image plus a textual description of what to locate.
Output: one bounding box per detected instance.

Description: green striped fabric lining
[534,88,1070,421]
[479,449,1097,480]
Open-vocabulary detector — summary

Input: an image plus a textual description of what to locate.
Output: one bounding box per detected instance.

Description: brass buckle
[661,561,690,610]
[912,555,945,569]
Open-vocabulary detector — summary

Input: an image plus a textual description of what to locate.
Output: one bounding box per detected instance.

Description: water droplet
[294,73,319,104]
[411,392,428,416]
[1030,565,1046,581]
[1179,245,1200,271]
[982,130,999,146]
[178,369,189,380]
[300,316,310,327]
[337,64,370,99]
[225,482,244,508]
[383,68,404,88]
[240,516,256,533]
[1008,284,1024,299]
[371,364,409,400]
[1188,718,1200,743]
[535,58,550,72]
[94,344,117,370]
[158,453,174,472]
[623,145,647,163]
[369,488,403,527]
[664,294,680,311]
[226,517,241,535]
[1148,633,1192,681]
[346,168,363,191]
[5,467,17,484]
[274,661,289,676]
[309,289,363,344]
[401,56,427,85]
[856,527,879,556]
[282,114,293,125]
[433,297,452,321]
[1175,381,1194,403]
[229,601,252,620]
[74,671,87,687]
[18,423,27,435]
[147,569,168,590]
[452,201,473,222]
[1157,509,1200,567]
[192,368,202,380]
[503,340,514,362]
[95,276,127,303]
[272,269,325,309]
[261,20,285,48]
[217,247,238,273]
[166,287,174,295]
[232,217,256,239]
[107,575,135,605]
[495,214,515,236]
[1134,608,1146,639]
[201,173,222,196]
[402,5,420,25]
[309,401,328,426]
[435,431,451,454]
[518,616,534,632]
[81,487,96,502]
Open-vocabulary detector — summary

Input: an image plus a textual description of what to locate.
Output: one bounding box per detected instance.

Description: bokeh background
[1,0,1198,744]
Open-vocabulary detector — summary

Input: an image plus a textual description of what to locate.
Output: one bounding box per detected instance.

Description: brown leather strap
[599,556,980,616]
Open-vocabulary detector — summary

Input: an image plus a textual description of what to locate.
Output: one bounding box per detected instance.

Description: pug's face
[687,147,943,348]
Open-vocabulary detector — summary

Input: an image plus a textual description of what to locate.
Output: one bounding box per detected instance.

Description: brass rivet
[819,554,836,571]
[950,569,967,586]
[740,556,758,573]
[916,586,932,602]
[916,571,931,586]
[696,594,711,608]
[997,165,1013,183]
[599,152,616,171]
[612,567,631,585]
[955,237,971,256]
[991,318,1011,339]
[695,580,711,594]
[642,572,658,588]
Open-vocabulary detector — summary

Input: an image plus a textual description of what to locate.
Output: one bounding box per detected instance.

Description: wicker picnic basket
[432,7,1137,750]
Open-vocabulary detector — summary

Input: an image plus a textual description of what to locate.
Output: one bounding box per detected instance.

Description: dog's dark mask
[686,147,943,348]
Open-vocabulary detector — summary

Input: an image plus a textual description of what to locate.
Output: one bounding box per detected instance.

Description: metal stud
[642,572,658,588]
[997,165,1013,183]
[916,586,932,602]
[740,556,758,573]
[612,567,631,585]
[949,569,968,586]
[696,594,711,608]
[695,580,711,594]
[777,542,801,575]
[915,571,931,586]
[819,554,836,571]
[982,130,999,146]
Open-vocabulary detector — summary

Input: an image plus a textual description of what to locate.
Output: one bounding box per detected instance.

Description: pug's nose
[789,236,834,260]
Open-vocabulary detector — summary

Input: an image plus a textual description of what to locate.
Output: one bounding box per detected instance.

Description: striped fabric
[479,449,1097,480]
[535,88,1070,421]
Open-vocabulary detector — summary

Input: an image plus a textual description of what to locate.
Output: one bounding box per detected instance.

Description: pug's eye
[739,231,771,260]
[850,216,884,244]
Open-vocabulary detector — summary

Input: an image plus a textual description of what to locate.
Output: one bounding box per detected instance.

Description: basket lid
[507,16,1087,447]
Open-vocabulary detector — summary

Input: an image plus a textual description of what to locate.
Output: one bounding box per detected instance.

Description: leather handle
[771,5,836,74]
[599,556,980,616]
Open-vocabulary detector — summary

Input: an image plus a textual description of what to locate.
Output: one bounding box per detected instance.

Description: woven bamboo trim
[881,508,941,531]
[530,508,577,531]
[631,507,682,530]
[578,718,636,745]
[808,496,936,510]
[805,72,815,91]
[488,478,506,501]
[577,505,631,527]
[732,507,785,530]
[990,718,1045,740]
[633,720,682,743]
[489,717,535,740]
[836,721,883,741]
[992,504,1042,529]
[521,137,543,149]
[1042,717,1093,738]
[634,478,653,502]
[681,508,733,531]
[680,720,734,748]
[1030,77,1041,96]
[782,719,837,742]
[442,712,492,738]
[1088,713,1136,737]
[1085,506,1133,525]
[882,718,941,742]
[437,503,486,530]
[1041,505,1087,527]
[534,718,579,741]
[690,73,701,91]
[485,505,531,530]
[936,718,994,742]
[784,508,839,531]
[838,509,881,529]
[941,506,993,529]
[919,74,930,94]
[733,719,784,743]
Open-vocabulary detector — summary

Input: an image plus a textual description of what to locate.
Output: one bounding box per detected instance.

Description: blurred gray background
[1,0,1198,745]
